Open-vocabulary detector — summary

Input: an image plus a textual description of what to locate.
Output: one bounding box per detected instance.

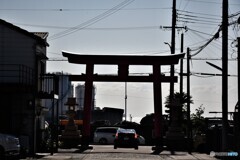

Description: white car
[93,127,122,144]
[0,133,20,158]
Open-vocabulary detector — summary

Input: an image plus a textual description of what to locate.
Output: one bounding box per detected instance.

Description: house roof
[0,19,49,46]
[33,32,49,39]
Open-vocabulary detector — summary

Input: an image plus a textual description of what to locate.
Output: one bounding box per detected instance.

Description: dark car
[114,129,138,150]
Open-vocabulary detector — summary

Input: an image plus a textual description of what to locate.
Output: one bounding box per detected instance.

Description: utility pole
[238,37,240,122]
[180,33,184,95]
[170,0,176,99]
[125,82,127,121]
[222,0,228,152]
[237,37,240,150]
[167,0,176,124]
[187,47,192,153]
[162,0,185,124]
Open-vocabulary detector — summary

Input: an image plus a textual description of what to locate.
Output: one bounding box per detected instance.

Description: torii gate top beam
[62,51,185,65]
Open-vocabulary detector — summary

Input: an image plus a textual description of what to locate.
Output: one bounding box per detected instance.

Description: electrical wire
[178,17,220,25]
[0,7,171,12]
[49,0,133,40]
[48,0,135,41]
[190,26,222,57]
[178,13,221,21]
[177,11,221,26]
[177,9,220,18]
[182,0,236,5]
[13,23,160,31]
[187,27,215,36]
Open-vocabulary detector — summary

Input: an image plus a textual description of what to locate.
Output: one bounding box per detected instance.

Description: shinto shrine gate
[62,52,185,151]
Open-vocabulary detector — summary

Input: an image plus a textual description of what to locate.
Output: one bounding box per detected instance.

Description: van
[93,127,121,144]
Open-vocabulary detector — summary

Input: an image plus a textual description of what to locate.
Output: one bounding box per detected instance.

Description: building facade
[0,19,49,154]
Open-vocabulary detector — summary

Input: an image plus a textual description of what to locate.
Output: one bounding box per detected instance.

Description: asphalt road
[35,145,217,160]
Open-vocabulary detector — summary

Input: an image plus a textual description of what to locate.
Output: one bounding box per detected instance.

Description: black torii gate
[62,52,185,150]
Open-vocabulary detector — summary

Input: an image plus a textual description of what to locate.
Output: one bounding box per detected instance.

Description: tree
[191,104,206,135]
[164,92,193,121]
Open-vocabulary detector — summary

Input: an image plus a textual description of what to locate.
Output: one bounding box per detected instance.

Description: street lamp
[164,41,174,96]
[164,42,172,51]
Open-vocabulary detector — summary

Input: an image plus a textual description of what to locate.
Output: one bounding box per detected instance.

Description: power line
[185,58,237,61]
[177,19,220,26]
[177,9,220,18]
[187,27,214,36]
[178,16,220,25]
[48,0,135,41]
[190,26,221,57]
[0,7,171,12]
[13,23,160,30]
[185,17,239,57]
[178,13,221,21]
[182,0,240,5]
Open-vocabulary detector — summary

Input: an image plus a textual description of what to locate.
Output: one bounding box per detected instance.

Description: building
[77,107,124,125]
[75,83,96,110]
[0,19,49,154]
[58,73,74,115]
[42,72,74,120]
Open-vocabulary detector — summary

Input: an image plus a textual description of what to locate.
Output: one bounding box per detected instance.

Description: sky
[0,0,239,122]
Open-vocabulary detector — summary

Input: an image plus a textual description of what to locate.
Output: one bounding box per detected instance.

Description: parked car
[114,128,139,150]
[93,127,121,144]
[0,133,20,158]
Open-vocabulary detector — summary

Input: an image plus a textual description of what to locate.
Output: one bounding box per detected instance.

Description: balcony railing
[38,74,59,99]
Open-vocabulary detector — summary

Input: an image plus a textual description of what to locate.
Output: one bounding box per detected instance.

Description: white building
[75,84,96,110]
[57,72,74,115]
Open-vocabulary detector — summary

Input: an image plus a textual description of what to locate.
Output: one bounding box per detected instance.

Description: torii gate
[62,52,185,150]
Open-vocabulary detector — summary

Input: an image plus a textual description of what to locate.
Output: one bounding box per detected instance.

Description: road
[84,145,163,160]
[36,145,217,160]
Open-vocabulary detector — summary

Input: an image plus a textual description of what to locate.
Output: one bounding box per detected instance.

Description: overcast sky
[1,0,239,122]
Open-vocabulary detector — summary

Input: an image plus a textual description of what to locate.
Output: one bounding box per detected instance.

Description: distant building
[77,107,124,125]
[58,73,74,114]
[75,84,96,110]
[42,72,74,120]
[0,19,49,154]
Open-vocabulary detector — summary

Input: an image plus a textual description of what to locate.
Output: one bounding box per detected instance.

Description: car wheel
[99,138,107,145]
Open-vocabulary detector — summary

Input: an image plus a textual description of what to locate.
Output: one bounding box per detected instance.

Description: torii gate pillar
[82,63,94,148]
[153,64,163,151]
